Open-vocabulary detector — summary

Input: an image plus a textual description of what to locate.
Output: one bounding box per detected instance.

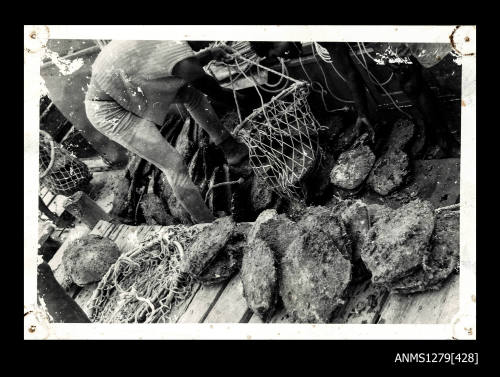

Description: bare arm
[194,48,214,66]
[194,46,231,67]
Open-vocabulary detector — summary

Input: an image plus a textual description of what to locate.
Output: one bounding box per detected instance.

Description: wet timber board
[73,155,460,327]
[74,221,247,323]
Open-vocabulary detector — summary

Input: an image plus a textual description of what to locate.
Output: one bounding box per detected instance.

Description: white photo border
[24,25,476,340]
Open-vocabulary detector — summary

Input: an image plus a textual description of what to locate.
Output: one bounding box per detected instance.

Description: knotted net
[87,224,205,323]
[234,82,321,199]
[39,130,92,196]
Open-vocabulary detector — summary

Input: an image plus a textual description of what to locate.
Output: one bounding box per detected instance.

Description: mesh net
[87,224,202,323]
[236,83,321,199]
[39,131,92,196]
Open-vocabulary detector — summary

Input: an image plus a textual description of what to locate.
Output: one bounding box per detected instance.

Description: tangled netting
[39,130,92,196]
[236,83,321,199]
[87,224,204,323]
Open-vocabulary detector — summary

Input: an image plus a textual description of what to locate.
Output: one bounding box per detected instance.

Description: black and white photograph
[24,25,476,340]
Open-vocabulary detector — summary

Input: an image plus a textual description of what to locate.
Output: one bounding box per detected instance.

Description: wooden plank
[133,225,152,243]
[41,188,52,201]
[111,224,129,242]
[377,274,459,324]
[177,281,228,323]
[63,191,114,229]
[74,283,97,318]
[48,195,67,217]
[248,314,264,323]
[332,279,390,324]
[106,223,124,242]
[168,284,202,323]
[57,228,72,244]
[102,222,118,238]
[115,225,144,253]
[269,306,292,323]
[52,227,67,243]
[40,186,48,197]
[38,222,55,247]
[45,193,57,207]
[80,156,108,170]
[42,192,55,208]
[203,274,249,323]
[120,226,147,253]
[89,220,111,236]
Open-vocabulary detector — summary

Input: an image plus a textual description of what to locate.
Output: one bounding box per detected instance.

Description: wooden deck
[47,157,460,324]
[53,218,457,324]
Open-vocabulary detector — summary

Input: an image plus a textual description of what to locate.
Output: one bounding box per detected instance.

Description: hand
[355,115,375,143]
[210,46,233,62]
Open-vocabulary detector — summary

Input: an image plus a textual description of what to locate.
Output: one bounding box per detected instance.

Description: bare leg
[86,85,246,223]
[100,113,215,224]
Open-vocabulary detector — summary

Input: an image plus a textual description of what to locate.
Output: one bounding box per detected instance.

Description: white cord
[347,42,411,118]
[298,56,349,113]
[313,42,347,83]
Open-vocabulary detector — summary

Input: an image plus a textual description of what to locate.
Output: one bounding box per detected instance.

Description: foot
[219,137,249,166]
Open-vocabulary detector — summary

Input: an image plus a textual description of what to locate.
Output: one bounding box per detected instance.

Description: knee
[172,58,206,82]
[84,100,113,135]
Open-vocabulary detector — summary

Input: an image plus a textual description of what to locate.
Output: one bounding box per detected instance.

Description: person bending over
[85,40,248,224]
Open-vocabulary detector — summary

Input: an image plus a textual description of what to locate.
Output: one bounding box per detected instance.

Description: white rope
[347,43,411,118]
[298,56,350,114]
[232,57,273,128]
[222,43,303,84]
[223,63,243,125]
[357,42,369,72]
[313,42,347,83]
[255,58,291,93]
[359,42,394,87]
[435,203,460,213]
[360,42,380,63]
[312,51,354,104]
